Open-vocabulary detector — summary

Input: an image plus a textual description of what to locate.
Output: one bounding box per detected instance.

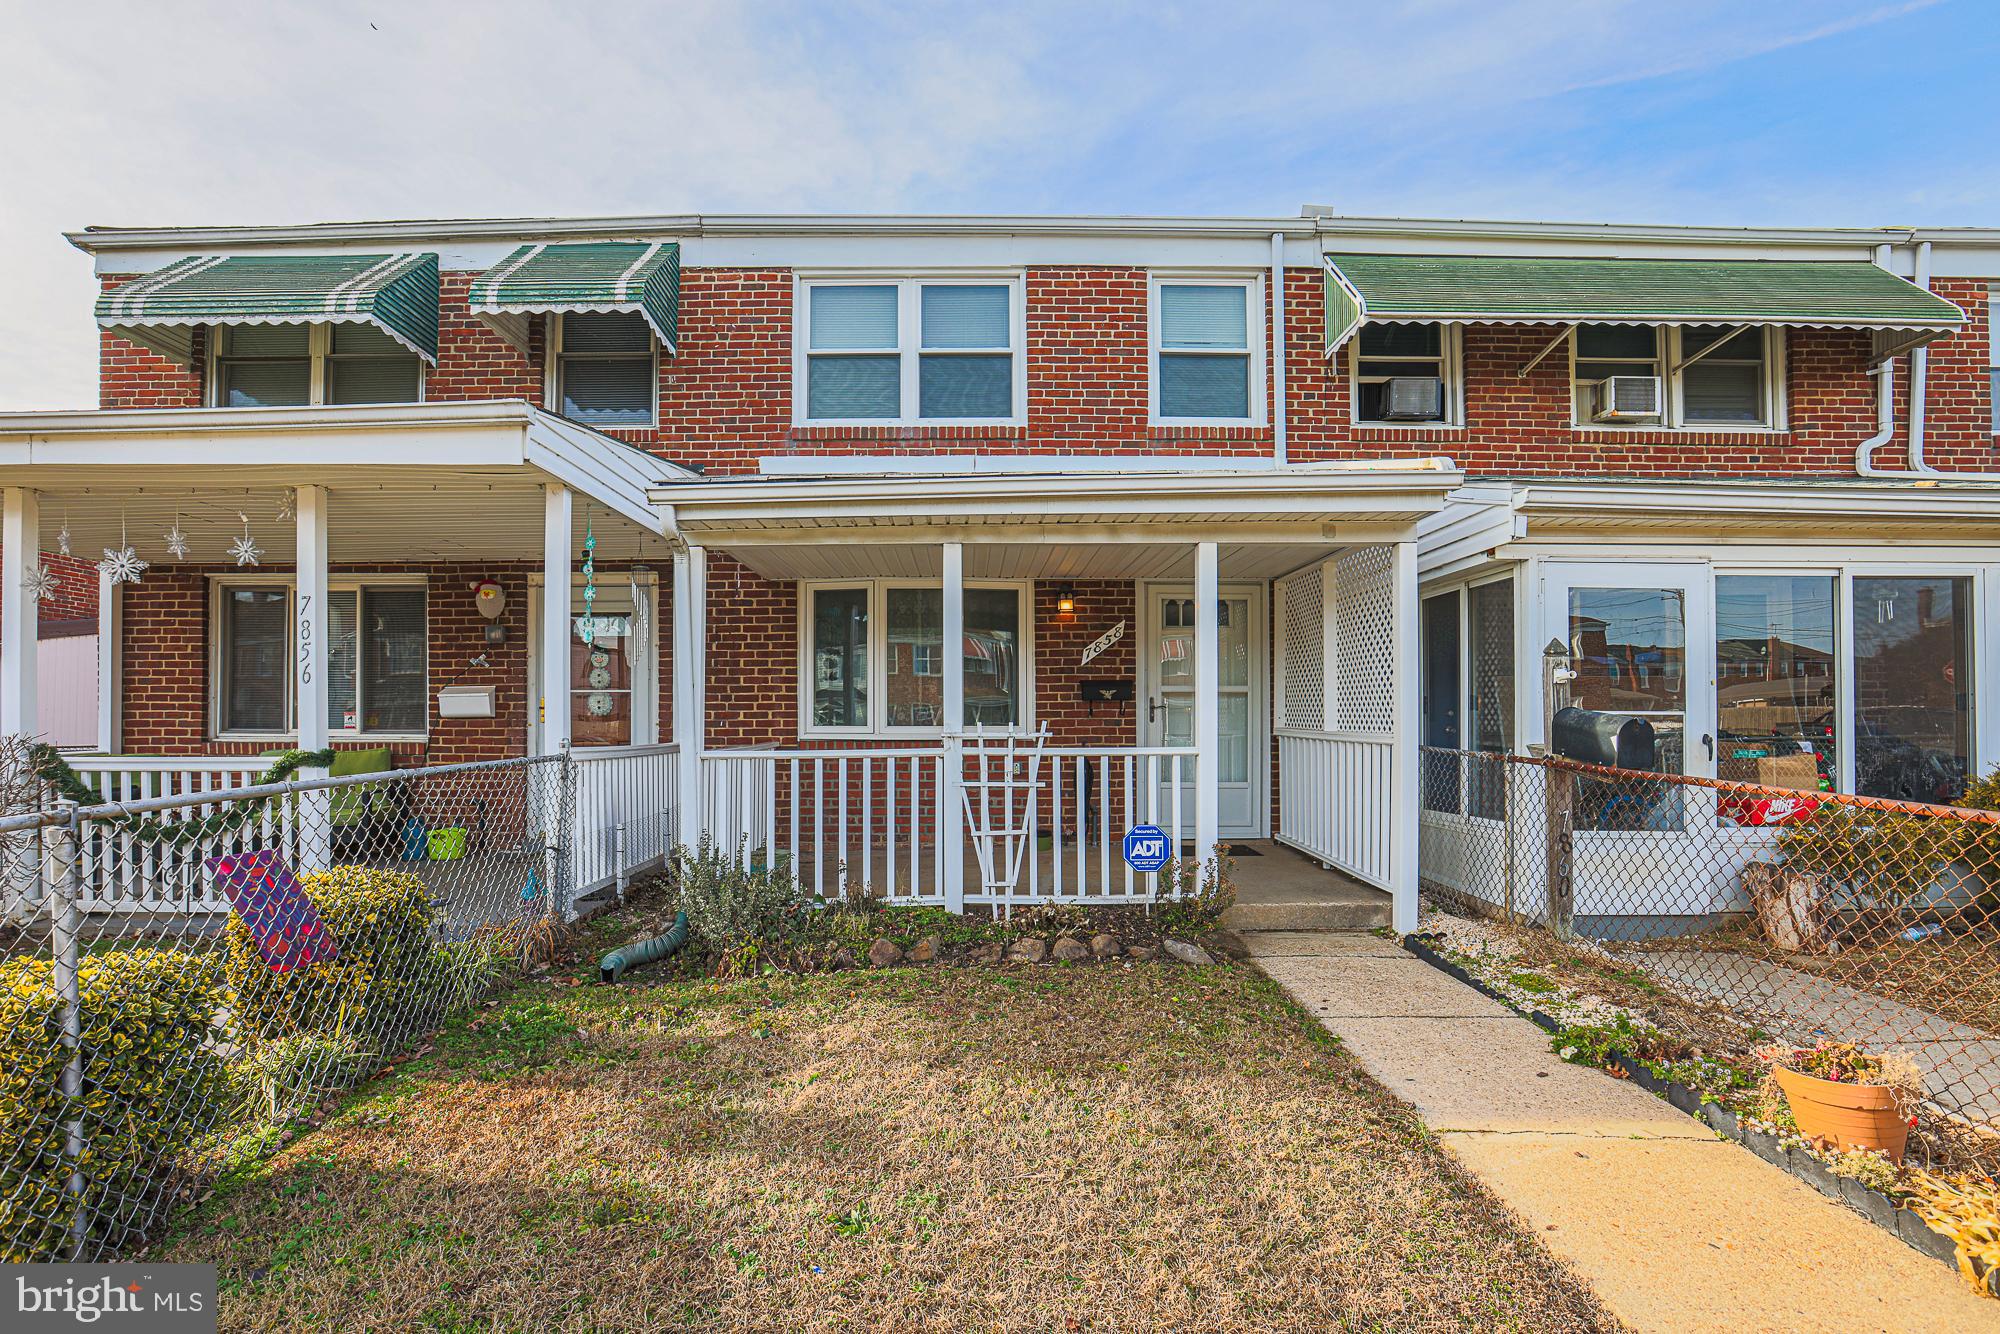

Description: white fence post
[1193,541,1220,867]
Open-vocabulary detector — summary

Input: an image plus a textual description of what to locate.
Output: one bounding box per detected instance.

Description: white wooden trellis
[960,723,1050,909]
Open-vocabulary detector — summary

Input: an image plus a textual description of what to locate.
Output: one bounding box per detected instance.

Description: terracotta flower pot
[1772,1064,1912,1162]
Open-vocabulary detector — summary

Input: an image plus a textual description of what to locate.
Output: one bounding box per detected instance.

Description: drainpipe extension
[598,909,689,983]
[1857,239,2000,481]
[1271,232,1288,466]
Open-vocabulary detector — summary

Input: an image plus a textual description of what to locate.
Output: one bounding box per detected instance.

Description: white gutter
[1855,240,2000,481]
[1271,232,1288,465]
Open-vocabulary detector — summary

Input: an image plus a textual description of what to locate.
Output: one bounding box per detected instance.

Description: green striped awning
[1323,253,1965,357]
[96,253,441,365]
[468,242,680,353]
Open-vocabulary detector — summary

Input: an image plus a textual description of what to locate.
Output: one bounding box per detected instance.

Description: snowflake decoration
[163,522,190,561]
[228,513,261,567]
[275,489,296,523]
[21,562,61,603]
[98,546,148,586]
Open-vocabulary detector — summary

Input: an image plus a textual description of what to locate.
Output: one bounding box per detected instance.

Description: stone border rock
[1400,932,1982,1287]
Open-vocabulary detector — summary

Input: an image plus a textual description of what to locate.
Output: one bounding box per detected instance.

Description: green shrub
[223,865,437,1045]
[673,840,816,974]
[229,1031,377,1124]
[0,948,225,1261]
[1150,854,1237,938]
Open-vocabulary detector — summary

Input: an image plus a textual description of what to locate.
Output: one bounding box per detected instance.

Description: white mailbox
[436,685,496,719]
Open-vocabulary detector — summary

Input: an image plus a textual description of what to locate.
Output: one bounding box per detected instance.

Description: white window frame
[796,579,1036,739]
[545,311,660,429]
[207,572,430,741]
[1148,272,1268,427]
[1348,322,1464,428]
[206,323,427,408]
[1569,326,1787,431]
[793,273,1028,427]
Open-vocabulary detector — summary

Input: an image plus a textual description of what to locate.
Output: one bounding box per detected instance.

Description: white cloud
[0,0,1973,409]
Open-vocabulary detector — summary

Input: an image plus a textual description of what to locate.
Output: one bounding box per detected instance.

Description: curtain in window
[920,286,1007,347]
[1160,285,1247,349]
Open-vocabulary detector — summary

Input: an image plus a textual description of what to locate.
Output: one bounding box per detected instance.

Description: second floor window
[555,312,656,427]
[1153,279,1261,423]
[1572,325,1782,429]
[213,323,422,408]
[799,279,1022,424]
[1352,323,1458,425]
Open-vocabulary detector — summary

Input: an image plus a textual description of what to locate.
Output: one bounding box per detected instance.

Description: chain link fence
[1419,746,2000,1170]
[0,752,575,1262]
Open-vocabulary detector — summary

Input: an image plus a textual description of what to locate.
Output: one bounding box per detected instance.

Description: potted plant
[1759,1041,1923,1162]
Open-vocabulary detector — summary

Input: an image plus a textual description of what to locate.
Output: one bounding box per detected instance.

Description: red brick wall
[423,272,545,403]
[1034,581,1138,746]
[1284,267,2000,478]
[98,276,205,409]
[0,552,98,631]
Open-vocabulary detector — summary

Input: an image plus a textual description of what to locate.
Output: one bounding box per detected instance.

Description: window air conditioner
[1381,375,1444,421]
[1593,375,1662,421]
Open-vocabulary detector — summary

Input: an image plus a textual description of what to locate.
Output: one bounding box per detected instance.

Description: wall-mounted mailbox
[1079,679,1134,703]
[1550,706,1656,771]
[437,685,497,720]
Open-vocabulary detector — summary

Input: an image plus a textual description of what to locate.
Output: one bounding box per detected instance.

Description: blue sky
[2,0,1995,408]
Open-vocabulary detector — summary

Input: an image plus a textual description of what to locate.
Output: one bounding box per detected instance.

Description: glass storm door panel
[1145,589,1260,838]
[1542,563,1714,780]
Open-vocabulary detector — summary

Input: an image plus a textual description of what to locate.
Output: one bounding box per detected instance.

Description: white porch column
[940,542,966,912]
[293,485,332,868]
[671,543,706,852]
[1193,540,1220,866]
[96,570,120,753]
[540,484,573,756]
[1389,539,1420,935]
[2,488,40,739]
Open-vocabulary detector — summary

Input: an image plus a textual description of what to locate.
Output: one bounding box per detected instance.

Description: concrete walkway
[1245,930,2000,1333]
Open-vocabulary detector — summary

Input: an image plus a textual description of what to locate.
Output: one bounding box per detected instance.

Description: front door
[1140,583,1268,838]
[1541,562,1714,779]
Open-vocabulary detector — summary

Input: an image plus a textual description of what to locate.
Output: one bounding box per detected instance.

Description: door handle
[1147,696,1160,724]
[1701,733,1714,760]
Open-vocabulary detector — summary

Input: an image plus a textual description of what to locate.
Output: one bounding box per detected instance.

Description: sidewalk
[1244,930,2000,1333]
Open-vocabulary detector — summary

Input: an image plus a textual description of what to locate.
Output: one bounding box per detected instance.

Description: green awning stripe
[1323,253,1965,352]
[95,253,441,364]
[468,241,681,352]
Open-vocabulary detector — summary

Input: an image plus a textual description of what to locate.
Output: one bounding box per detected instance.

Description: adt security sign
[1122,824,1170,873]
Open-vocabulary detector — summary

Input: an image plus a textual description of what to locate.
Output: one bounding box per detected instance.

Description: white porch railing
[67,756,301,911]
[572,743,679,900]
[1275,729,1395,889]
[698,742,1198,907]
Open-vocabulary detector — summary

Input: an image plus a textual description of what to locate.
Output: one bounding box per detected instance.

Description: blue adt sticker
[1122,824,1170,873]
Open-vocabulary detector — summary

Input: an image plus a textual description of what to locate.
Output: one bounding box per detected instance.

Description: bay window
[212,579,428,737]
[212,323,423,407]
[803,581,1029,735]
[799,278,1023,425]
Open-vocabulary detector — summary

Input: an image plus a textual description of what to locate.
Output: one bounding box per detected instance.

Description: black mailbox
[1550,706,1657,771]
[1079,679,1134,703]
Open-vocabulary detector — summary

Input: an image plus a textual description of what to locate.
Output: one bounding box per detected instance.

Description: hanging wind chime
[98,511,148,586]
[57,509,72,559]
[578,516,598,643]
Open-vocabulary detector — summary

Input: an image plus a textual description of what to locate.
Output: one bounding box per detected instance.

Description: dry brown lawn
[158,938,1614,1331]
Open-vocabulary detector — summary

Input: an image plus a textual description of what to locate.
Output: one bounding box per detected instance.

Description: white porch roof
[652,457,1464,580]
[0,401,690,563]
[1418,477,2000,579]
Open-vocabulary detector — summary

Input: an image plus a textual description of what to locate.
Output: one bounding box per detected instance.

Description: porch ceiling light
[1056,586,1077,616]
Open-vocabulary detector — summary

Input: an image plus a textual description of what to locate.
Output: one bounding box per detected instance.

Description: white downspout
[1271,232,1288,465]
[1857,238,2000,480]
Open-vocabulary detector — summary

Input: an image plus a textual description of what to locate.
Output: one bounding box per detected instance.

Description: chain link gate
[0,752,575,1262]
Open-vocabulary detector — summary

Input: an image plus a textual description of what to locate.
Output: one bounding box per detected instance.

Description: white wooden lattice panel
[1332,545,1396,735]
[1277,563,1325,730]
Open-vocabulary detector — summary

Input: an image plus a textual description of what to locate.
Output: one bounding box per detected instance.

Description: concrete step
[1220,895,1390,932]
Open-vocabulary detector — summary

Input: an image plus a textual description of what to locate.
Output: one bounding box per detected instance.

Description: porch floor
[1218,841,1391,932]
